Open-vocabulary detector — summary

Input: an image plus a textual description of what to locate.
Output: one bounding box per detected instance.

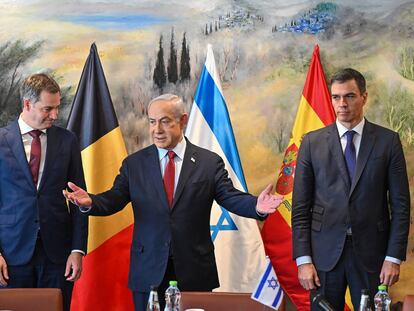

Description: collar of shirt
[157,136,187,162]
[18,116,47,136]
[335,118,365,138]
[336,118,365,157]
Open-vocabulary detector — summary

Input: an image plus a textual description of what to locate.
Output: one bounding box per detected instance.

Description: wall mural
[1,0,413,303]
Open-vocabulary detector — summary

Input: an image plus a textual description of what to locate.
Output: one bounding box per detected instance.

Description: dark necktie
[163,150,176,208]
[344,130,356,181]
[28,130,42,186]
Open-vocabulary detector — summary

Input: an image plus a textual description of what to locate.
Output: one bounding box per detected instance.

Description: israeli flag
[251,257,284,310]
[185,44,266,291]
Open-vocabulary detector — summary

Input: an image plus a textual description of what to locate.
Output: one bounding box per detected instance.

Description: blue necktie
[344,130,356,181]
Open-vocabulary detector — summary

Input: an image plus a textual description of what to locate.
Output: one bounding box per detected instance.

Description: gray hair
[148,94,186,119]
[20,73,60,105]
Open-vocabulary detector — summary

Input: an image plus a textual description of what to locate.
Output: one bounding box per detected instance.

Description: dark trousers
[311,236,380,311]
[133,257,177,311]
[5,236,73,311]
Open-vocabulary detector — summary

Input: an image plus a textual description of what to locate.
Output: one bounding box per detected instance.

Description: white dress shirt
[157,136,187,194]
[18,117,47,189]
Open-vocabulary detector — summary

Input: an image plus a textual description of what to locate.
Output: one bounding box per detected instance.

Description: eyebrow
[331,92,357,97]
[148,116,171,121]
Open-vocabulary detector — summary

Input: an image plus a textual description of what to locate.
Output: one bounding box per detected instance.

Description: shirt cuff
[385,256,401,265]
[79,205,92,213]
[296,256,313,266]
[71,249,85,256]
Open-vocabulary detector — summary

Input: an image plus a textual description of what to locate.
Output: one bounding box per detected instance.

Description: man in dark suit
[0,73,88,311]
[292,68,410,310]
[64,94,283,311]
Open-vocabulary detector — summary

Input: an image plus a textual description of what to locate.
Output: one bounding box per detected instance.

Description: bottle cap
[361,289,369,295]
[378,285,387,291]
[150,285,158,291]
[169,280,178,286]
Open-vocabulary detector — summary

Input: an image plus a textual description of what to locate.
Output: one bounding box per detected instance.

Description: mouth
[154,137,166,142]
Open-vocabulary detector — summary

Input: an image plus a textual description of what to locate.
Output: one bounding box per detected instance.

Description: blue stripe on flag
[253,260,273,299]
[272,287,283,307]
[193,66,248,191]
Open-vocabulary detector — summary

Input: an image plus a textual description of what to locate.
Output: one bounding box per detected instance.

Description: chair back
[0,288,63,311]
[180,291,284,311]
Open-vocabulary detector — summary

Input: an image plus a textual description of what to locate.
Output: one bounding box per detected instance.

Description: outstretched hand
[256,184,284,214]
[63,182,92,207]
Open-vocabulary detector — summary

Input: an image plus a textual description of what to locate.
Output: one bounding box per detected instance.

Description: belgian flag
[67,43,134,311]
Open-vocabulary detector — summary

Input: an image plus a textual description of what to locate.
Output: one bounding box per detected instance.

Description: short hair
[330,68,366,94]
[20,73,60,105]
[148,94,186,119]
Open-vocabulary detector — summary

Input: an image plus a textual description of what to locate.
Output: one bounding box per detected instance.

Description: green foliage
[397,46,414,81]
[0,40,43,126]
[382,85,414,148]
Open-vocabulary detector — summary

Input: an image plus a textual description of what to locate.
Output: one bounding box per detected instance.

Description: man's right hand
[298,263,320,290]
[0,255,9,286]
[63,182,92,207]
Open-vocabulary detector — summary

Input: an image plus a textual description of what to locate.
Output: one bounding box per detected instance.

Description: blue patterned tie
[344,130,356,181]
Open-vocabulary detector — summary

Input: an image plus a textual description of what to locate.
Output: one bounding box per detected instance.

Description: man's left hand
[256,184,284,214]
[65,252,83,282]
[380,260,400,286]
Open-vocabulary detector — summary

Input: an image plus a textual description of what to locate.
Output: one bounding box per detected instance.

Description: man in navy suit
[0,73,88,311]
[292,68,410,310]
[64,94,283,311]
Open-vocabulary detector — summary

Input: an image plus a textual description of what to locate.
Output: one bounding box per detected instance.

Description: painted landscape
[1,0,413,304]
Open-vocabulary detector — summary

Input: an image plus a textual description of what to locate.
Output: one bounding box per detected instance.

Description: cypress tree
[167,28,178,84]
[180,32,191,82]
[153,35,166,89]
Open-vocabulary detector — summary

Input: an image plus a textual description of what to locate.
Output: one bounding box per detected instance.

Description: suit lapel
[172,140,196,209]
[4,121,35,189]
[145,145,170,210]
[38,126,61,191]
[350,120,375,195]
[327,124,351,190]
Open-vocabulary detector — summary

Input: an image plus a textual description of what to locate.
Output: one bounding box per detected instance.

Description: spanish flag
[67,43,134,311]
[261,45,346,310]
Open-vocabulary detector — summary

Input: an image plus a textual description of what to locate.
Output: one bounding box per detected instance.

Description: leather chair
[402,295,414,311]
[180,291,285,311]
[0,288,63,311]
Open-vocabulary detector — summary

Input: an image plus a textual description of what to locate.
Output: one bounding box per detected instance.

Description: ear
[23,99,32,111]
[362,92,368,106]
[180,113,189,128]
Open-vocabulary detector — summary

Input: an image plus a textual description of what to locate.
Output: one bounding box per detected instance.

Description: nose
[50,108,59,120]
[337,96,348,106]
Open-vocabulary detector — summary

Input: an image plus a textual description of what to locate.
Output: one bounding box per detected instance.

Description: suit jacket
[0,120,88,265]
[292,120,410,273]
[88,139,263,292]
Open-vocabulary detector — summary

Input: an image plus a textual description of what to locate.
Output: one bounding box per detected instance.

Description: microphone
[311,291,336,311]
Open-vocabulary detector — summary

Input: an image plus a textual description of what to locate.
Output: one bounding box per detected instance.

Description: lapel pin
[191,157,195,163]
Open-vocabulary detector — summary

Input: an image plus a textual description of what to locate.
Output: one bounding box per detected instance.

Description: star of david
[267,277,279,290]
[210,206,238,242]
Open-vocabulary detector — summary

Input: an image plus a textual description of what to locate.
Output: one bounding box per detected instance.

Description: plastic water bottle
[374,285,391,311]
[164,280,181,311]
[146,285,161,311]
[358,289,371,311]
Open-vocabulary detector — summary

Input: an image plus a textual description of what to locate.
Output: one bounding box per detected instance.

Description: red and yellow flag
[68,43,134,311]
[261,45,350,310]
